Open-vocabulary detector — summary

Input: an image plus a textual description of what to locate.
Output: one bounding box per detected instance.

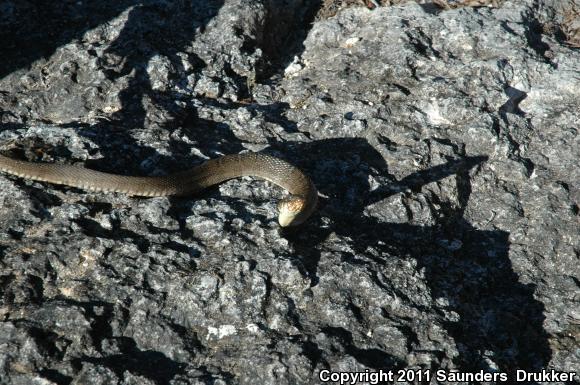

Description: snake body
[0,152,317,226]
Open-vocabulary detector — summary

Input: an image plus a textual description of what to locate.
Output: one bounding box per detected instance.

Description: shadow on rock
[0,0,138,79]
[278,137,550,375]
[98,1,224,126]
[73,337,187,383]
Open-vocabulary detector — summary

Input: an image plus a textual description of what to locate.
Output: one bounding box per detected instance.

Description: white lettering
[516,370,527,381]
[339,372,351,384]
[514,369,578,382]
[436,369,448,381]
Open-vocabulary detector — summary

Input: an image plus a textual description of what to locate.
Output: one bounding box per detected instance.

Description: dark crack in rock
[0,0,578,384]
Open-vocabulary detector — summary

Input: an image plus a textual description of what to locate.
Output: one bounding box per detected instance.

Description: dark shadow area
[0,0,137,79]
[417,2,445,15]
[74,217,151,253]
[38,368,73,385]
[62,298,200,384]
[258,0,323,80]
[322,326,405,370]
[522,17,554,65]
[2,273,45,306]
[274,137,550,378]
[75,337,187,384]
[499,85,527,117]
[98,1,224,127]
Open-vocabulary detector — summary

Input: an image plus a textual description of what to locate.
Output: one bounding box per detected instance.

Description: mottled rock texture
[0,0,578,384]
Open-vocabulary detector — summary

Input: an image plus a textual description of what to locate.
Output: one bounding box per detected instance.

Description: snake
[0,151,318,226]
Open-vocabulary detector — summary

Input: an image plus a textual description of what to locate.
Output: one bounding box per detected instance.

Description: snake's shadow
[271,137,550,377]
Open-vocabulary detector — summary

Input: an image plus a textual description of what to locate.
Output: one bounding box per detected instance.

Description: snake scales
[0,151,318,226]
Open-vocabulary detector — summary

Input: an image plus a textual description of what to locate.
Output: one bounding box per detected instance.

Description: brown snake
[0,152,318,226]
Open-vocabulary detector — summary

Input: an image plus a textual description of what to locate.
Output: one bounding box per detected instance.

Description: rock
[0,0,578,383]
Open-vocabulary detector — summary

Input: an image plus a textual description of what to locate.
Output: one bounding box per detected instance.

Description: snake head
[277,195,310,227]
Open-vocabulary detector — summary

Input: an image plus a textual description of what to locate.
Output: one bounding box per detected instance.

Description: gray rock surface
[0,0,578,384]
